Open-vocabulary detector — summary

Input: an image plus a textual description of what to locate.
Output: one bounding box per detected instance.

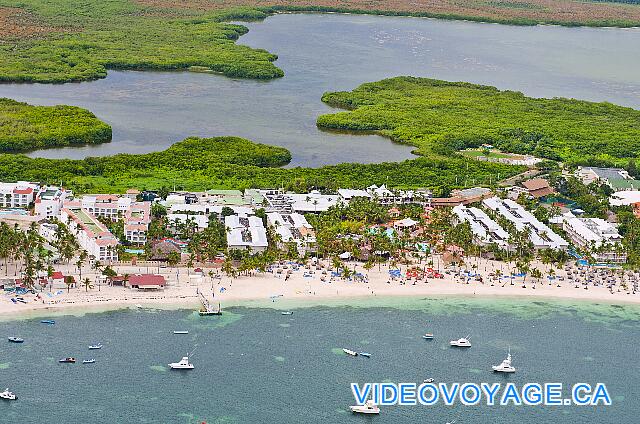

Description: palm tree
[64,275,74,293]
[76,250,88,282]
[82,277,93,292]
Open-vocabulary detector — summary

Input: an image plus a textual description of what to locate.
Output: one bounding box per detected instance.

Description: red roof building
[127,274,166,290]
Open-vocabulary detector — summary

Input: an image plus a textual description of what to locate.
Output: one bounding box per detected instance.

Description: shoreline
[2,260,639,321]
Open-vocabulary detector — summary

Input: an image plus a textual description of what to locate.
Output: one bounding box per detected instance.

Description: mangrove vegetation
[0,98,112,152]
[318,76,640,165]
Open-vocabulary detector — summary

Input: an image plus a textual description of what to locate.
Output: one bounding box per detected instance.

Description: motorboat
[89,343,103,350]
[281,311,294,316]
[423,378,435,383]
[8,337,24,343]
[492,349,516,373]
[59,357,76,363]
[0,388,16,400]
[173,331,189,335]
[358,352,371,358]
[349,399,380,415]
[169,355,194,370]
[422,333,434,340]
[450,337,471,347]
[40,320,55,325]
[82,359,95,364]
[342,348,358,357]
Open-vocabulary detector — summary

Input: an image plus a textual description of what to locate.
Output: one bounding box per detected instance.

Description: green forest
[0,1,282,83]
[0,98,112,151]
[0,136,521,195]
[318,76,640,164]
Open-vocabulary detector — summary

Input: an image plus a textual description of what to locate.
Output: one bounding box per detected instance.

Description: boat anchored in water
[358,352,371,358]
[198,291,222,316]
[281,311,294,316]
[59,357,76,363]
[40,320,55,325]
[492,349,516,373]
[450,336,471,347]
[422,333,434,340]
[0,388,16,400]
[82,359,96,364]
[89,343,103,350]
[8,337,23,343]
[342,348,358,357]
[169,355,194,370]
[349,399,380,415]
[173,331,189,335]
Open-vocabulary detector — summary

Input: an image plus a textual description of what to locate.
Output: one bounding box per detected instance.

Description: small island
[0,98,112,152]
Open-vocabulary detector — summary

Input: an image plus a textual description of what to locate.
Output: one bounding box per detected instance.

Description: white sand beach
[1,257,638,319]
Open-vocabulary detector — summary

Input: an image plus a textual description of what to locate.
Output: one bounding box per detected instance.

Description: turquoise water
[0,298,638,423]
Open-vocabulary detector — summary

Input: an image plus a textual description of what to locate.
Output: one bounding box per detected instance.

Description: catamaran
[450,336,471,347]
[492,349,516,373]
[349,399,380,415]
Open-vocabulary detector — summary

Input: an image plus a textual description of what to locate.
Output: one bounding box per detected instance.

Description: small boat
[82,359,95,364]
[173,331,189,335]
[349,399,380,415]
[492,349,516,373]
[168,355,194,370]
[88,344,103,350]
[8,337,23,343]
[450,337,471,348]
[423,378,435,383]
[59,357,76,363]
[342,348,358,356]
[135,304,143,309]
[422,333,434,340]
[281,311,294,316]
[358,352,371,358]
[40,320,55,325]
[0,388,16,400]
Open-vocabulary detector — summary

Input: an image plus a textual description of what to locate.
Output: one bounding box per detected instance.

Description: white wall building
[562,217,626,263]
[60,206,119,261]
[267,212,316,256]
[482,197,568,251]
[452,205,510,249]
[0,181,39,208]
[225,214,268,253]
[34,186,70,219]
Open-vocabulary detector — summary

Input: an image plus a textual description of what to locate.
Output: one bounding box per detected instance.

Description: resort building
[124,201,151,245]
[167,214,210,231]
[258,190,340,213]
[365,185,431,206]
[431,187,493,208]
[80,195,132,219]
[452,205,510,249]
[225,214,268,253]
[34,186,70,219]
[0,181,39,208]
[337,189,371,202]
[609,190,640,207]
[267,212,316,255]
[482,197,568,251]
[127,274,166,290]
[562,217,626,263]
[520,178,555,199]
[575,167,640,191]
[60,206,119,261]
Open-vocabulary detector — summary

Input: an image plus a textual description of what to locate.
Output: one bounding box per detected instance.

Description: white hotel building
[225,214,268,253]
[267,212,317,256]
[452,205,510,250]
[482,197,568,251]
[562,217,626,263]
[0,181,39,208]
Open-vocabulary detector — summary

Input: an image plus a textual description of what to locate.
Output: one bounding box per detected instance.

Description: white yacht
[492,349,516,373]
[342,348,358,356]
[169,355,194,370]
[89,343,103,350]
[349,399,380,415]
[0,388,16,400]
[449,337,471,347]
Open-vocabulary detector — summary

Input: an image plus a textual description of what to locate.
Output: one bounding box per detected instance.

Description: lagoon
[0,13,639,166]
